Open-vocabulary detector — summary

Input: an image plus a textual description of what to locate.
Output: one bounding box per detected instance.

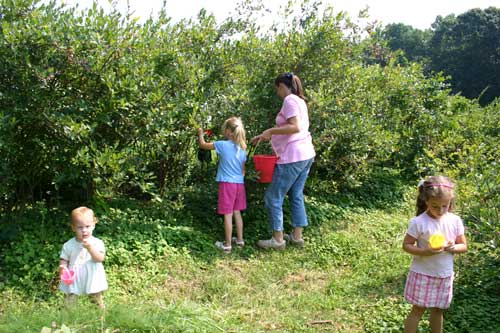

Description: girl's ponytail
[275,73,306,100]
[416,183,427,216]
[222,117,247,150]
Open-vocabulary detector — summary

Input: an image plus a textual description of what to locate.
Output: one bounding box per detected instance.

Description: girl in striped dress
[402,176,467,333]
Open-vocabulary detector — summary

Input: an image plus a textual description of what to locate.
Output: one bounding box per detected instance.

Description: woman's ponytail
[275,73,306,100]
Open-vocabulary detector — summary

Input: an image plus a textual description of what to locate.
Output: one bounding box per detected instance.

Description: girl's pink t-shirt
[271,94,315,164]
[406,212,465,277]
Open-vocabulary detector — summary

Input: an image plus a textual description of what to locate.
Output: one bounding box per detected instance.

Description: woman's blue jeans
[264,158,314,232]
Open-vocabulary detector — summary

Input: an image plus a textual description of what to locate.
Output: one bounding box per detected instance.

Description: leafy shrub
[1,0,482,206]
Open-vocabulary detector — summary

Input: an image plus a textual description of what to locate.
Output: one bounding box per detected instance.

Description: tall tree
[381,23,431,63]
[429,7,500,104]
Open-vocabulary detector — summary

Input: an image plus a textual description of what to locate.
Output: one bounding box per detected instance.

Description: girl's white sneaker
[215,241,231,253]
[231,237,245,247]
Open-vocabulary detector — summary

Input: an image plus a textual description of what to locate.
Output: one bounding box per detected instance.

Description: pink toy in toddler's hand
[61,267,75,285]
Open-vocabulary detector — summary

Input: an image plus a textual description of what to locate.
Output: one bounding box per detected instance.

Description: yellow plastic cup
[429,233,445,250]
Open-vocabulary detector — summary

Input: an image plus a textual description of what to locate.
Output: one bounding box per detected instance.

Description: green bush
[2,0,488,205]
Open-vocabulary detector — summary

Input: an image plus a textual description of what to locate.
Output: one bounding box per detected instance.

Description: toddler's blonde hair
[71,206,98,225]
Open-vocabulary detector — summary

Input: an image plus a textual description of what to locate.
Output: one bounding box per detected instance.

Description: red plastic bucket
[253,155,278,183]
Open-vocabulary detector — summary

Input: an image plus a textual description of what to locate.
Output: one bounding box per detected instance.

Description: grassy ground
[0,192,426,333]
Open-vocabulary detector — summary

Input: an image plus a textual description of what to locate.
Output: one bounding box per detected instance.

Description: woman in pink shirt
[251,73,315,250]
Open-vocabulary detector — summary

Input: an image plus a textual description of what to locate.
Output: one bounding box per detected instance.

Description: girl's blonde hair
[222,117,247,150]
[71,206,98,225]
[416,176,456,215]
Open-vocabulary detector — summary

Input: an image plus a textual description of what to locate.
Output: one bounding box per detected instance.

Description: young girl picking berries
[59,206,108,308]
[198,117,247,253]
[402,176,467,333]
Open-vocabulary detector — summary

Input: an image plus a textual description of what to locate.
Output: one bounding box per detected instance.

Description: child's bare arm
[197,128,215,150]
[402,234,442,256]
[445,234,467,254]
[82,239,105,262]
[59,259,69,273]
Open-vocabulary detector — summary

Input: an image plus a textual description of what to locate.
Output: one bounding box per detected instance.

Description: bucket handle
[248,138,277,159]
[247,139,261,160]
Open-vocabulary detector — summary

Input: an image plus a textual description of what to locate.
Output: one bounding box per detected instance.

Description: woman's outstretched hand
[251,129,272,144]
[250,135,261,145]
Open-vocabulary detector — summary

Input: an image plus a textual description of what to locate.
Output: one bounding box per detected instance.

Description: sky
[53,0,499,30]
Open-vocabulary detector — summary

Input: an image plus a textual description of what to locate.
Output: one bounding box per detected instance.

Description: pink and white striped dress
[404,271,453,308]
[403,212,464,309]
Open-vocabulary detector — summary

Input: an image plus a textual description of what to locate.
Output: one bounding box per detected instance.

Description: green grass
[4,183,496,333]
[0,196,419,332]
